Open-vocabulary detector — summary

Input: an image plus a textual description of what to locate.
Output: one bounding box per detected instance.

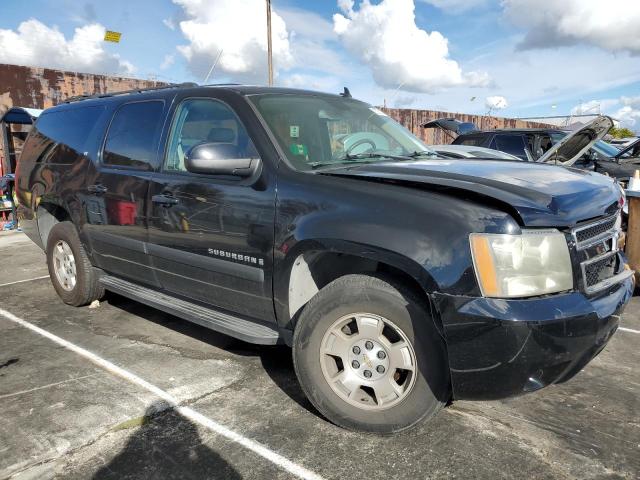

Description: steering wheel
[345,138,377,156]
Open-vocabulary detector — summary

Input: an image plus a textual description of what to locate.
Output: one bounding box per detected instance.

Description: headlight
[469,230,573,298]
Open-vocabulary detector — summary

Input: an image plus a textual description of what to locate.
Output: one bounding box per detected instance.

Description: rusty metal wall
[0,62,555,165]
[0,63,168,168]
[381,107,554,145]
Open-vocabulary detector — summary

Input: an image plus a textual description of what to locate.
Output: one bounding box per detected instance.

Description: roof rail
[63,82,199,104]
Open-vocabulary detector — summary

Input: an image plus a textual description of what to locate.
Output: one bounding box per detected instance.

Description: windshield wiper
[310,151,416,170]
[338,151,412,162]
[310,158,389,170]
[407,150,438,158]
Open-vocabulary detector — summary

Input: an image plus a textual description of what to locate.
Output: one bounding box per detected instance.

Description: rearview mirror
[184,143,260,177]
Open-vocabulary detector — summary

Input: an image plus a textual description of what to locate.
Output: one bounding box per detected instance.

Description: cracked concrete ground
[0,232,638,479]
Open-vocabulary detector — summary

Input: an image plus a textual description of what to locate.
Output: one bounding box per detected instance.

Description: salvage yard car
[15,85,634,434]
[446,117,640,184]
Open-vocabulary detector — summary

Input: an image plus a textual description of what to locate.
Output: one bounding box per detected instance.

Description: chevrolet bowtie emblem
[363,356,373,369]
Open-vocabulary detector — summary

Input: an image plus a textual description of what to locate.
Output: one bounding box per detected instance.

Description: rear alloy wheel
[52,240,77,291]
[293,274,449,434]
[46,221,104,306]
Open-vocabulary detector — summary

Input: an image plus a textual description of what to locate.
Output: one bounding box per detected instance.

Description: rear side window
[32,105,105,164]
[493,134,526,157]
[103,101,164,169]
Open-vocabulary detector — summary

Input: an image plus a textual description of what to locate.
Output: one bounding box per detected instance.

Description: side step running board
[100,275,281,345]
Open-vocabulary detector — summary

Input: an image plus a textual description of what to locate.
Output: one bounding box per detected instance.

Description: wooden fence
[381,107,553,145]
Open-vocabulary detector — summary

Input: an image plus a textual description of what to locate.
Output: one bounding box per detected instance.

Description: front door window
[165,98,257,173]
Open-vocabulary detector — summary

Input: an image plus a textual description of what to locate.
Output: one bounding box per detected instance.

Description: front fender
[273,170,518,328]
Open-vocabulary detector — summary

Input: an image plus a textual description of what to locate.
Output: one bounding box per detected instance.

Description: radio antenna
[203,49,223,84]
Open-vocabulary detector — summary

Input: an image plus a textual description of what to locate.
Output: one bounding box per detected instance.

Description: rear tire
[292,274,449,434]
[46,221,104,306]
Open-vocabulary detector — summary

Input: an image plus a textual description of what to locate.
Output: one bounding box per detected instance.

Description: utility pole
[266,0,273,86]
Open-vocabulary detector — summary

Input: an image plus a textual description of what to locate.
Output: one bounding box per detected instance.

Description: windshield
[593,139,623,158]
[249,94,436,171]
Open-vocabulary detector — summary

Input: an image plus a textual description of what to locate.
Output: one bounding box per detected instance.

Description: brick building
[0,63,167,175]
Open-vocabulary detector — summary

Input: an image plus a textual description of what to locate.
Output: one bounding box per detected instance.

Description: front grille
[573,215,618,247]
[583,253,617,288]
[572,214,628,294]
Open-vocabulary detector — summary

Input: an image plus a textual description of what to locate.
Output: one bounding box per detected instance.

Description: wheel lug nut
[352,360,360,369]
[363,370,372,378]
[377,351,386,359]
[352,346,361,354]
[376,365,385,374]
[365,341,374,350]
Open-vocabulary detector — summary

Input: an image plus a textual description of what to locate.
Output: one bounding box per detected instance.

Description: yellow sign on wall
[104,31,122,43]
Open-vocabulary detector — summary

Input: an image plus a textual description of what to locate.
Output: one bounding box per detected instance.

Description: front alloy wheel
[320,313,417,410]
[293,274,449,434]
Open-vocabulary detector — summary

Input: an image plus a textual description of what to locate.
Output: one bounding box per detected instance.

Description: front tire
[46,221,104,306]
[293,274,449,434]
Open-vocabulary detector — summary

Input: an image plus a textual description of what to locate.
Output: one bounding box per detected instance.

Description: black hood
[321,159,621,227]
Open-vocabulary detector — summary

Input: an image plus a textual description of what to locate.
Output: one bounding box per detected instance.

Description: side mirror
[184,143,260,177]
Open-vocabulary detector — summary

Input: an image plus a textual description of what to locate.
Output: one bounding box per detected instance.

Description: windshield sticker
[369,107,388,117]
[290,125,299,138]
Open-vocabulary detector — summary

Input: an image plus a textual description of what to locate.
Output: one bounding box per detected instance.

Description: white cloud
[420,0,487,13]
[502,0,640,55]
[393,95,418,108]
[621,96,640,109]
[162,18,176,30]
[615,97,640,130]
[0,19,134,75]
[280,73,341,92]
[173,0,294,83]
[615,105,640,130]
[485,95,508,110]
[570,96,640,131]
[279,6,351,78]
[332,0,490,93]
[160,54,175,70]
[570,99,619,115]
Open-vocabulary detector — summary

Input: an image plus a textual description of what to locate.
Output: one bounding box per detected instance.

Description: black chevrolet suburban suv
[15,84,634,434]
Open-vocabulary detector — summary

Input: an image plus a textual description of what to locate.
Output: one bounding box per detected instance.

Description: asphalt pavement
[0,231,638,479]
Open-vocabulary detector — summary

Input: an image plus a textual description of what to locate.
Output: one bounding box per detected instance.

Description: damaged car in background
[429,116,638,184]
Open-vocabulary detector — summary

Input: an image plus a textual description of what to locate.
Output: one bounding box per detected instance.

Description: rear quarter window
[103,101,165,170]
[26,105,106,164]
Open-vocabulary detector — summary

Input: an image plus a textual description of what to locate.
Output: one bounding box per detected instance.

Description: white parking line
[0,307,324,480]
[619,327,640,334]
[0,275,49,288]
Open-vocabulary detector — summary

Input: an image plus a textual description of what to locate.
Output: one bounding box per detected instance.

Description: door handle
[87,184,107,194]
[152,194,179,207]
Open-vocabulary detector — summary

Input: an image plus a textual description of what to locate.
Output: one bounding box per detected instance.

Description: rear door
[84,99,168,286]
[146,94,276,320]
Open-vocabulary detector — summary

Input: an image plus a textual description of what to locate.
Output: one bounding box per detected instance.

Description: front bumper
[433,276,634,400]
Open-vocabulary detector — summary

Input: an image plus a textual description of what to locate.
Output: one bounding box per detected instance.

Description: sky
[0,0,639,131]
